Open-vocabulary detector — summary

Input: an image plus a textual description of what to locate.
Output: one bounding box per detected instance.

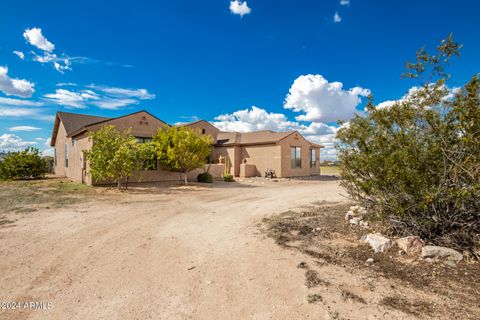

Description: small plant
[198,164,213,183]
[223,174,234,182]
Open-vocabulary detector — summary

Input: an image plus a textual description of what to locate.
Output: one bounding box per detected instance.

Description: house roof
[215,130,295,146]
[50,112,110,146]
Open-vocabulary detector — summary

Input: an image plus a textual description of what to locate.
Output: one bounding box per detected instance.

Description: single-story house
[50,110,323,185]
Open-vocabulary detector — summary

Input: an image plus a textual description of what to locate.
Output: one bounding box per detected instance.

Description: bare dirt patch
[263,202,480,319]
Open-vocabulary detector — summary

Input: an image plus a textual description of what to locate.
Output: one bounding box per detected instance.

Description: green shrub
[336,35,480,256]
[223,174,234,182]
[197,172,213,183]
[0,147,47,180]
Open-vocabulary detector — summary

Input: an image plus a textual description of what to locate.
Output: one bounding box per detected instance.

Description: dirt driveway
[1,178,347,320]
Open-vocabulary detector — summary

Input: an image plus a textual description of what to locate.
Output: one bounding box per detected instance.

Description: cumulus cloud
[13,51,25,60]
[340,0,350,5]
[334,12,342,23]
[213,106,299,132]
[230,0,251,17]
[23,28,55,52]
[43,85,155,110]
[56,82,77,87]
[0,66,35,98]
[0,133,37,152]
[284,74,370,123]
[9,126,41,132]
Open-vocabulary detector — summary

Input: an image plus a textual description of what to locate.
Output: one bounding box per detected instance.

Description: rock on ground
[396,236,424,255]
[363,234,393,253]
[421,245,463,262]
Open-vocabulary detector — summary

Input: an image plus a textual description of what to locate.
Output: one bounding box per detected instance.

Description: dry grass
[319,166,341,176]
[0,177,98,215]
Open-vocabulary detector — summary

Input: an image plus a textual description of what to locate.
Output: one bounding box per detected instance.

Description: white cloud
[230,0,251,17]
[13,51,25,60]
[56,82,77,87]
[9,126,41,132]
[23,28,55,52]
[88,85,155,100]
[334,12,342,23]
[43,89,94,109]
[284,74,370,123]
[340,0,350,5]
[0,107,39,117]
[90,98,139,110]
[213,106,299,132]
[0,133,37,152]
[0,97,43,106]
[0,66,35,98]
[44,85,155,110]
[32,51,72,73]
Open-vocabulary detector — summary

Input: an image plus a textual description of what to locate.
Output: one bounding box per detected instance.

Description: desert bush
[197,172,213,183]
[336,35,480,256]
[0,147,47,180]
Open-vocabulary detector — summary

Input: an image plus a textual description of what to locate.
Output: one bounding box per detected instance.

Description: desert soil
[0,178,477,319]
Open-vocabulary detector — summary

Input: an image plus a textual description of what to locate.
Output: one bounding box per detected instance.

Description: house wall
[89,164,225,185]
[241,144,281,177]
[86,111,168,137]
[53,122,68,177]
[279,133,320,177]
[211,146,241,176]
[183,121,219,144]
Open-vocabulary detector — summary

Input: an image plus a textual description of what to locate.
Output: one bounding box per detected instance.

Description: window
[136,137,152,143]
[65,143,68,168]
[291,147,301,168]
[54,147,57,166]
[310,149,316,168]
[202,128,206,134]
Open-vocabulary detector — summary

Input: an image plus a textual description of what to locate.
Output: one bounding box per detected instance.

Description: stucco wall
[211,146,240,176]
[89,164,225,185]
[279,133,320,177]
[240,163,257,178]
[241,144,281,177]
[53,122,67,177]
[86,111,168,137]
[183,121,219,144]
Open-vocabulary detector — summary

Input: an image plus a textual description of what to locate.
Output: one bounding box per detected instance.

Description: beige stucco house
[50,110,323,185]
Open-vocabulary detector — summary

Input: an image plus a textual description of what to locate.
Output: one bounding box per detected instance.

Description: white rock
[364,233,393,253]
[421,245,463,262]
[349,217,362,225]
[365,258,374,265]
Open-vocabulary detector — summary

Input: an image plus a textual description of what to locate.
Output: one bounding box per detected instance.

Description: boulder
[396,236,425,255]
[421,245,463,262]
[363,233,393,253]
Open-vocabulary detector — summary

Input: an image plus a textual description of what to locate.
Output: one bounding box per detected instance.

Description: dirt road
[1,179,348,320]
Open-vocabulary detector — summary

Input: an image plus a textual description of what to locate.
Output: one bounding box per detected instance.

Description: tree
[84,126,142,190]
[0,147,47,180]
[153,126,212,185]
[336,35,480,256]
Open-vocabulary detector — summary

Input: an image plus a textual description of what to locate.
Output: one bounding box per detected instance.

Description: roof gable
[50,112,110,146]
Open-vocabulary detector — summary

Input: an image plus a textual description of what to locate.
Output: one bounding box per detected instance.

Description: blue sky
[1,0,479,159]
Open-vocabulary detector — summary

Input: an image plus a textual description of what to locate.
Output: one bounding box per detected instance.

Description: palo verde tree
[84,125,143,190]
[336,35,480,256]
[153,126,212,185]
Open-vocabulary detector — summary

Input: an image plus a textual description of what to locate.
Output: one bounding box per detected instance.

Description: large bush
[336,36,480,256]
[0,147,47,180]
